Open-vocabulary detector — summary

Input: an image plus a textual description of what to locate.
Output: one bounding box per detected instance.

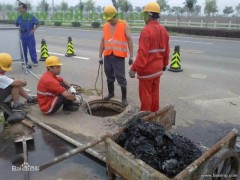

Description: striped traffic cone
[65,37,76,57]
[39,39,49,61]
[168,45,183,72]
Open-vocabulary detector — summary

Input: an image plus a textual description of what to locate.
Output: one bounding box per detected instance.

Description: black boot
[63,104,79,111]
[121,86,128,107]
[104,82,114,100]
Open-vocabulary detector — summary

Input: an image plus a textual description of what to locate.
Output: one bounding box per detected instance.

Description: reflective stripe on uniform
[105,46,127,52]
[138,71,162,79]
[37,90,55,96]
[44,96,58,114]
[37,90,58,114]
[148,49,165,53]
[104,40,128,46]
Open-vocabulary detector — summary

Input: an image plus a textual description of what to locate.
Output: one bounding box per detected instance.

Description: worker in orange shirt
[37,56,81,114]
[99,5,133,107]
[129,2,170,112]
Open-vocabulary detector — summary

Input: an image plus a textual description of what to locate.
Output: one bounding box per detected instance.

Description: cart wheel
[200,148,240,180]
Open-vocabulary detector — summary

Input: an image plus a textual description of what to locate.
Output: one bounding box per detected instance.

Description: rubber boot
[121,86,128,107]
[104,82,114,100]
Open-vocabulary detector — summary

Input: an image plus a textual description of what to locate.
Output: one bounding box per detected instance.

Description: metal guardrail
[130,19,240,30]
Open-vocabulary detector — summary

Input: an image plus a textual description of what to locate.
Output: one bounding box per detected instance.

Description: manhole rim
[82,99,125,117]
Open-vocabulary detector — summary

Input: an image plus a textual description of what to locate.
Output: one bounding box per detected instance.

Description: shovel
[15,135,34,180]
[15,135,35,162]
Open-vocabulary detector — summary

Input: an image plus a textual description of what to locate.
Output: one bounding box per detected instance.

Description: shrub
[54,21,62,26]
[39,21,45,25]
[0,20,15,24]
[71,21,81,27]
[91,22,101,28]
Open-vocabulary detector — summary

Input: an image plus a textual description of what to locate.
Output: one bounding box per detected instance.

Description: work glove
[163,66,167,71]
[128,57,133,65]
[74,95,81,104]
[129,70,136,78]
[99,57,103,65]
[68,86,77,95]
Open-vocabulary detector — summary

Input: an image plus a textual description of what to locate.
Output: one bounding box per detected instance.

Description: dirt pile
[116,119,202,177]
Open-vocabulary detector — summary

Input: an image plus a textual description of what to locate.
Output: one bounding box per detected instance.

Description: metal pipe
[39,133,111,171]
[26,114,106,163]
[82,97,92,115]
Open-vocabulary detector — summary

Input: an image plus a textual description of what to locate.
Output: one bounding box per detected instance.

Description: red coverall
[37,71,65,114]
[131,20,169,112]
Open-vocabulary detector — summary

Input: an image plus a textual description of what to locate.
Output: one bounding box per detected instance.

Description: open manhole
[82,99,124,117]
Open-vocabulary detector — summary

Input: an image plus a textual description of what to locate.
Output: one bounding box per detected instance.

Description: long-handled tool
[15,135,35,180]
[39,133,111,171]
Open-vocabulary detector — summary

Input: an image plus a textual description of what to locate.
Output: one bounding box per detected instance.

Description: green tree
[96,5,102,13]
[85,0,95,12]
[111,0,118,10]
[194,5,201,16]
[180,7,187,15]
[6,4,13,11]
[171,6,182,16]
[236,3,240,16]
[38,0,49,12]
[61,1,69,11]
[223,6,234,16]
[184,0,197,18]
[117,0,132,13]
[25,1,32,11]
[235,3,240,29]
[78,0,85,11]
[0,3,2,11]
[134,6,142,12]
[156,0,169,12]
[204,0,218,16]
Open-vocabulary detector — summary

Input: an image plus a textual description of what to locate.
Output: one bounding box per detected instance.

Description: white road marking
[36,50,90,60]
[191,74,207,79]
[170,39,212,45]
[133,36,212,45]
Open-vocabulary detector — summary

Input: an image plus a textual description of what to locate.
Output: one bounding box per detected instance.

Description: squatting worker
[99,5,133,107]
[16,2,39,68]
[129,2,170,112]
[0,53,37,110]
[37,56,81,114]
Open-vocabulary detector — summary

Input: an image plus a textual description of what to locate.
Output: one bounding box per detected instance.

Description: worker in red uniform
[37,56,81,114]
[99,5,133,107]
[129,2,170,112]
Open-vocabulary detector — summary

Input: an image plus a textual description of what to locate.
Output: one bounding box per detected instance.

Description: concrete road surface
[0,25,240,179]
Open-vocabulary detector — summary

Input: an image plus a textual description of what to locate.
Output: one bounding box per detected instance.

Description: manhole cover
[82,99,124,117]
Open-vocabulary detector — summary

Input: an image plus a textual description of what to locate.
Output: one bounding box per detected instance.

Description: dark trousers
[50,82,73,113]
[50,95,74,114]
[104,54,127,88]
[0,86,12,102]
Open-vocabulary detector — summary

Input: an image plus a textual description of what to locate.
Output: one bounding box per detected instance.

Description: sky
[3,0,240,13]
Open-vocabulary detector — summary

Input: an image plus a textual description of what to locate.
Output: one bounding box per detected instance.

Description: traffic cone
[168,45,183,72]
[65,37,76,57]
[39,39,49,61]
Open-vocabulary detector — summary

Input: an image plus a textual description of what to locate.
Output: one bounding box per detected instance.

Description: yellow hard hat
[103,5,117,20]
[0,53,13,72]
[45,56,63,67]
[144,2,160,13]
